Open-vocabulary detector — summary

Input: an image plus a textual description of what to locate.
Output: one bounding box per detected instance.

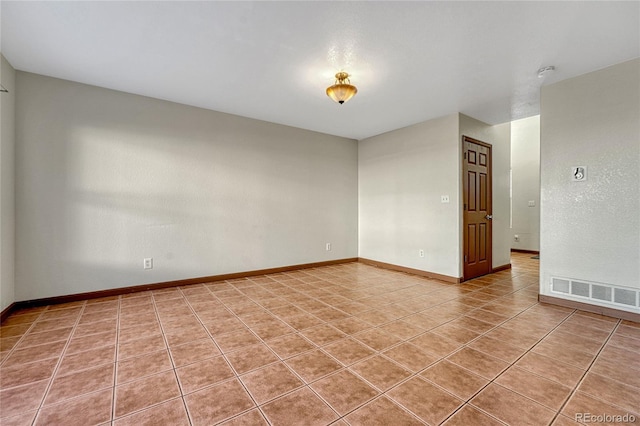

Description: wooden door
[463,136,492,280]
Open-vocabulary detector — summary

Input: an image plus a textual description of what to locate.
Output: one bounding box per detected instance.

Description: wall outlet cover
[143,258,153,269]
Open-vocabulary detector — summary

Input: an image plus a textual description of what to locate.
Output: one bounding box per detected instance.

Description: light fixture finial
[326,71,357,104]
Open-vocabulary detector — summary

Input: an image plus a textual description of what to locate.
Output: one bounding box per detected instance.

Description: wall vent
[551,276,639,310]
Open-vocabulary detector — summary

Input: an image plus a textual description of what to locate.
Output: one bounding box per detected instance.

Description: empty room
[0,1,638,425]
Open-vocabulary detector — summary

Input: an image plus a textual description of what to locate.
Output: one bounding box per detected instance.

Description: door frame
[461,135,493,282]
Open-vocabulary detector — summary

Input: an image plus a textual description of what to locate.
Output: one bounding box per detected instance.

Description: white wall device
[572,166,587,181]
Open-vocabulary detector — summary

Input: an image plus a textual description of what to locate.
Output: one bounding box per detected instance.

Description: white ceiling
[1,1,638,140]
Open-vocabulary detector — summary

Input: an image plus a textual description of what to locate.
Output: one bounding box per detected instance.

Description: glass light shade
[326,72,357,104]
[326,84,357,104]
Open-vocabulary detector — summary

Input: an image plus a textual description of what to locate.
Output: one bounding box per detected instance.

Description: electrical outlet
[419,249,425,258]
[441,195,450,203]
[528,200,536,207]
[143,258,153,269]
[514,235,519,242]
[326,243,331,251]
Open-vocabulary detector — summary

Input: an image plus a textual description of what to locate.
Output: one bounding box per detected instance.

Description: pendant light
[326,72,357,104]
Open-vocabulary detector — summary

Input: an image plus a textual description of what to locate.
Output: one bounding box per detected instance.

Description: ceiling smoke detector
[537,66,556,78]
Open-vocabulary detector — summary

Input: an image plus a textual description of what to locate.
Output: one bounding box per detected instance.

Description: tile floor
[1,253,638,425]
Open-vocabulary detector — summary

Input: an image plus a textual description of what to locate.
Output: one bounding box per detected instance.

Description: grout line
[3,256,632,426]
[549,317,622,425]
[181,282,269,424]
[110,295,122,424]
[437,307,580,425]
[0,309,46,369]
[33,301,89,424]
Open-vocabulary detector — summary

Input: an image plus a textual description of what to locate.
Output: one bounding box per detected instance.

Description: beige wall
[358,114,461,277]
[540,59,639,313]
[0,54,16,312]
[511,115,540,251]
[358,113,511,279]
[15,72,358,301]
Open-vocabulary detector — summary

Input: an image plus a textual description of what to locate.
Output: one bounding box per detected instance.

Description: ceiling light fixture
[326,72,357,104]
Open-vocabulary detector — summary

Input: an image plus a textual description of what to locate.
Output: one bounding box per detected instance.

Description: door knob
[485,215,493,220]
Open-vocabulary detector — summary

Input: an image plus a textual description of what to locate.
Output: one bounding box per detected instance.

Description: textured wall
[511,116,540,251]
[358,113,511,279]
[1,55,16,312]
[540,59,640,309]
[358,114,461,278]
[15,72,358,301]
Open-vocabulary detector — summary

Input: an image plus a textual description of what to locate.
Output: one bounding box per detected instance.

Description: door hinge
[464,203,467,210]
[464,255,468,263]
[464,152,467,159]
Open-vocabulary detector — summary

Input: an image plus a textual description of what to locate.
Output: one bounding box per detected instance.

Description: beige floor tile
[226,343,279,374]
[344,396,423,426]
[117,334,166,360]
[310,370,379,415]
[116,350,173,384]
[467,335,526,363]
[113,397,189,426]
[0,379,49,419]
[471,383,556,426]
[515,352,585,388]
[442,405,504,426]
[2,255,639,425]
[447,347,510,380]
[495,366,573,410]
[284,349,342,383]
[214,328,261,353]
[421,360,489,400]
[240,362,303,404]
[382,342,440,372]
[353,328,402,351]
[261,387,338,426]
[114,371,181,418]
[322,338,376,366]
[300,324,346,346]
[388,376,463,424]
[561,391,640,421]
[35,389,113,426]
[15,327,73,348]
[265,333,316,359]
[168,338,221,367]
[577,372,640,414]
[2,340,66,367]
[185,379,256,425]
[0,358,58,390]
[0,410,38,426]
[409,332,462,357]
[176,356,235,394]
[349,355,411,392]
[218,409,269,426]
[44,364,114,405]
